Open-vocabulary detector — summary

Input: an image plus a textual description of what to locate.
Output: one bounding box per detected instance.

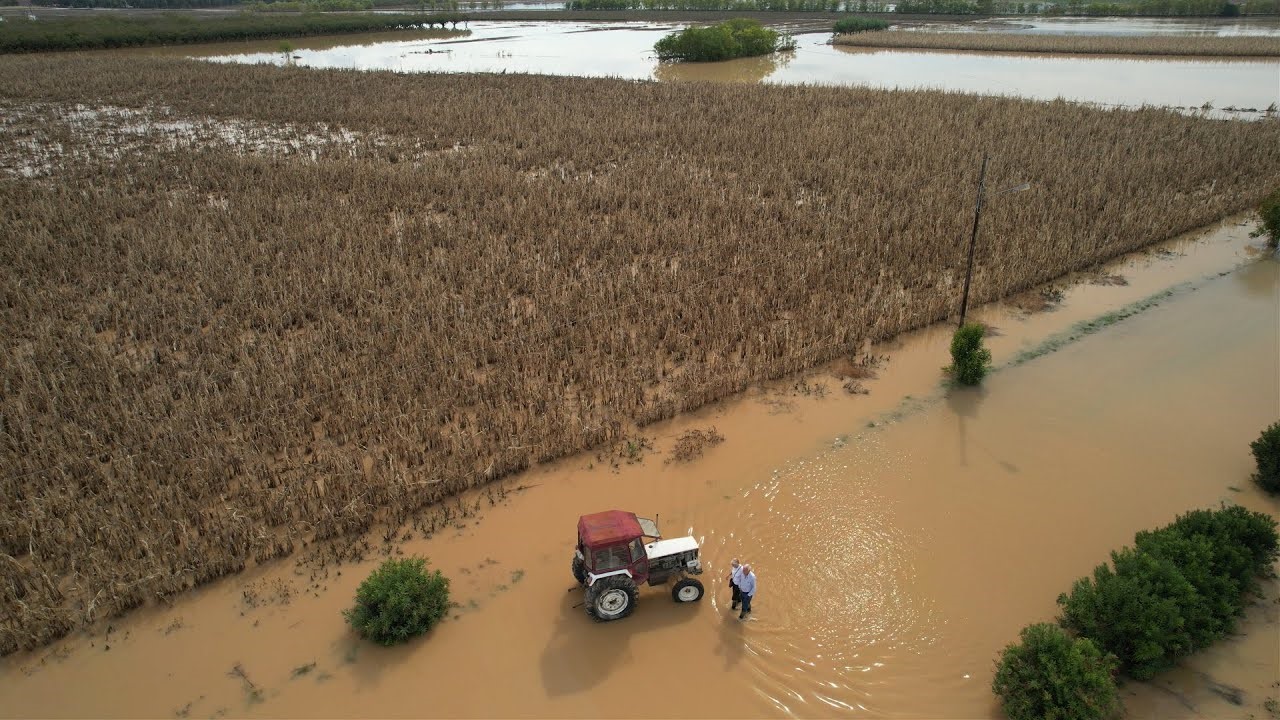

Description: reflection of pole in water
[947,388,984,468]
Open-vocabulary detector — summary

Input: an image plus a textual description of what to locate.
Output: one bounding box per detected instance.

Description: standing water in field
[189,21,1280,117]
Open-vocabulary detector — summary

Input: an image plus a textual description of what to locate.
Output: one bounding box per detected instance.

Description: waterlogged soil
[184,21,1280,117]
[905,15,1280,36]
[1,218,1275,718]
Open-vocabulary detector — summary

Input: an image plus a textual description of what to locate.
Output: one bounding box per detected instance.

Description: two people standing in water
[727,558,756,621]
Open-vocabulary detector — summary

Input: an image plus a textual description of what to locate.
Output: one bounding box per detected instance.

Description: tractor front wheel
[672,577,704,603]
[572,555,587,585]
[586,575,638,622]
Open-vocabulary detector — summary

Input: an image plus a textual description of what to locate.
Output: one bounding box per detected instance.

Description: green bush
[832,16,889,32]
[1161,504,1279,589]
[344,557,450,646]
[1133,528,1239,647]
[948,322,991,386]
[1252,189,1280,250]
[653,19,791,62]
[1059,506,1279,680]
[1253,421,1280,492]
[1057,547,1200,679]
[992,623,1119,720]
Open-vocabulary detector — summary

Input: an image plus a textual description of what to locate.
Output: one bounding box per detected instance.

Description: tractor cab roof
[577,510,644,548]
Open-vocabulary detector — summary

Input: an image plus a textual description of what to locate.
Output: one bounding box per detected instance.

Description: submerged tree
[654,19,792,62]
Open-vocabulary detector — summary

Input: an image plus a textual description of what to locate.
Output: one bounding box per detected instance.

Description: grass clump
[654,18,793,62]
[1252,189,1280,250]
[1252,421,1280,493]
[948,323,991,386]
[832,16,889,33]
[992,623,1119,720]
[344,557,450,646]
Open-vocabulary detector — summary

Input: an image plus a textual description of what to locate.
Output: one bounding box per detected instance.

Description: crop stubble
[1,54,1278,654]
[834,30,1280,57]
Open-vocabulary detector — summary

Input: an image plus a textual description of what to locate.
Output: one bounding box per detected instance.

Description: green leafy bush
[1057,547,1200,679]
[344,557,450,646]
[832,16,890,32]
[1252,421,1280,492]
[1059,506,1279,680]
[948,322,991,385]
[654,19,791,62]
[1161,504,1279,589]
[992,623,1119,720]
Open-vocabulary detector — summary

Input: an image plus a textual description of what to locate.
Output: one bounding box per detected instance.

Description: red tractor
[571,510,705,621]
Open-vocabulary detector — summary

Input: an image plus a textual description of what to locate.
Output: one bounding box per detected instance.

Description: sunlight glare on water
[703,434,941,715]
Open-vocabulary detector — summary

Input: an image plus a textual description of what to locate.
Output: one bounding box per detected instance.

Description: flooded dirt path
[1,218,1276,718]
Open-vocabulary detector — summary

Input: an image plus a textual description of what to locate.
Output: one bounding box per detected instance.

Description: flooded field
[189,21,1280,115]
[909,15,1280,35]
[2,218,1275,719]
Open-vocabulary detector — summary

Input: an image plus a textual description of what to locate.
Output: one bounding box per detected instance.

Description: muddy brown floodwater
[1,217,1277,718]
[174,21,1280,119]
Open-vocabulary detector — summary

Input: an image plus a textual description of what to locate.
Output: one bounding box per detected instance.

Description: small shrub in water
[949,323,991,386]
[344,557,450,645]
[992,623,1119,720]
[1253,421,1280,493]
[654,19,789,63]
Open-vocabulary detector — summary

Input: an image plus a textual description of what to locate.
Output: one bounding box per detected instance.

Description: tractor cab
[574,510,658,585]
[571,510,705,621]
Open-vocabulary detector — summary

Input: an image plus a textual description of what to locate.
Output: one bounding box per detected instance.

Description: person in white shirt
[728,558,743,610]
[738,564,756,620]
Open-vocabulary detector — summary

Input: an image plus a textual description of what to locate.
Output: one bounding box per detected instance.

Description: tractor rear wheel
[572,555,587,585]
[585,575,638,622]
[672,577,704,603]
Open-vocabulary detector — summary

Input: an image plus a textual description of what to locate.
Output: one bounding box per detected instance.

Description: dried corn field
[834,30,1280,56]
[3,53,1279,655]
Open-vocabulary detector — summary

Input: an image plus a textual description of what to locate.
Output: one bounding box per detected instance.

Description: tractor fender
[586,568,633,587]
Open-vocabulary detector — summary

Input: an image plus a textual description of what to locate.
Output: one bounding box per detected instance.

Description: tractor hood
[644,536,699,560]
[577,510,643,548]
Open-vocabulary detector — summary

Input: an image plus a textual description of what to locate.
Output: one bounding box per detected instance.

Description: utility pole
[958,153,989,329]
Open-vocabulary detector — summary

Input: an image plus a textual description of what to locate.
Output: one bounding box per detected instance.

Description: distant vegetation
[25,0,414,5]
[1254,190,1280,250]
[345,558,451,645]
[1252,422,1280,493]
[654,18,793,61]
[563,0,1278,12]
[0,12,466,53]
[995,506,1279,716]
[567,0,870,9]
[833,30,1280,56]
[948,323,991,386]
[245,0,375,9]
[832,15,888,31]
